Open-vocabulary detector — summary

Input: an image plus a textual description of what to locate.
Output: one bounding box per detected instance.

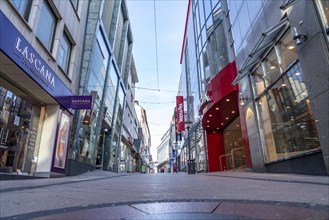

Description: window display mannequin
[13,121,30,173]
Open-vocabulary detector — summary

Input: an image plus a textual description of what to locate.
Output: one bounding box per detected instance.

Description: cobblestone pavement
[1,170,328,219]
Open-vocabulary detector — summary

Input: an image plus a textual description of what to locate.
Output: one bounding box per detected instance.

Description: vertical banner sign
[176,96,185,132]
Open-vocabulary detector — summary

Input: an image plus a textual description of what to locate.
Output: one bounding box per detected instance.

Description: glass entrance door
[223,116,245,170]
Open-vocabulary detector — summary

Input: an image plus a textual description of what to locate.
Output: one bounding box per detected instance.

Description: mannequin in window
[13,121,30,173]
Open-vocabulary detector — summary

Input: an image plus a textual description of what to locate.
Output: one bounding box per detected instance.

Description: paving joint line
[0,174,127,193]
[203,174,329,186]
[1,199,328,220]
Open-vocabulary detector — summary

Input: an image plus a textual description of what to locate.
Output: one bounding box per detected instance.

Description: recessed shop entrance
[220,116,245,171]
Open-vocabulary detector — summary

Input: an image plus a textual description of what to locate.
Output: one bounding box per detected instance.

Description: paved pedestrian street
[1,170,328,219]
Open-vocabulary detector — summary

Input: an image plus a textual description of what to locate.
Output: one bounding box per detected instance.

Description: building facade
[179,0,245,173]
[230,0,328,175]
[179,0,328,175]
[0,0,88,177]
[68,0,137,175]
[157,128,170,173]
[135,101,152,173]
[120,56,139,173]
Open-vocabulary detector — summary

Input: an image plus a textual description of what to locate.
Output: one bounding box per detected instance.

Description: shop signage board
[0,11,74,108]
[57,95,93,109]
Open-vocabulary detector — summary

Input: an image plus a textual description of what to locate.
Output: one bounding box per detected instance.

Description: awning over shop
[232,17,289,85]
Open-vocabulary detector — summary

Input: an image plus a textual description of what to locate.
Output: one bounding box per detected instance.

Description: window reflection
[257,61,320,162]
[253,66,266,96]
[0,84,41,175]
[262,49,280,86]
[57,33,71,73]
[275,31,297,72]
[204,6,229,83]
[11,0,32,21]
[36,2,56,51]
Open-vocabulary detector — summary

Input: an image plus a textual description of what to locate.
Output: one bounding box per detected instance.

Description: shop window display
[0,85,41,174]
[252,31,320,162]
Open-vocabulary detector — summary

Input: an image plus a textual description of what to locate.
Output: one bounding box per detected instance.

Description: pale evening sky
[126,0,188,160]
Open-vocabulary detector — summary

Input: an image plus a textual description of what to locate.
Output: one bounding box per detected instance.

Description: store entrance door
[222,116,245,170]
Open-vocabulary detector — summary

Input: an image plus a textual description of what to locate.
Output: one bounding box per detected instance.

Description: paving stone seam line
[0,175,127,193]
[128,204,151,215]
[211,202,222,213]
[203,174,329,186]
[2,199,328,220]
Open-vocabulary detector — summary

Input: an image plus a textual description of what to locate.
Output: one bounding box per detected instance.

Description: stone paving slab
[204,169,329,185]
[1,170,328,219]
[32,205,147,220]
[26,201,329,220]
[130,201,219,214]
[214,201,329,220]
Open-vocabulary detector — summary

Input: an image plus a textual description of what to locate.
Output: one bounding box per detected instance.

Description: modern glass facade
[179,0,241,173]
[180,0,328,175]
[230,0,328,175]
[68,0,135,174]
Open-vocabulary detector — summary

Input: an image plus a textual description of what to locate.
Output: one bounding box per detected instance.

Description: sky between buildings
[126,0,188,160]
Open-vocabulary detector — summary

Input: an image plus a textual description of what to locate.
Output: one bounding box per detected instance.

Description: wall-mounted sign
[176,96,185,132]
[0,11,72,107]
[57,95,93,109]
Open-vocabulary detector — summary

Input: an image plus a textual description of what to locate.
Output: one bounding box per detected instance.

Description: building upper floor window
[11,0,32,21]
[57,32,72,74]
[36,1,56,51]
[70,0,79,11]
[203,6,229,84]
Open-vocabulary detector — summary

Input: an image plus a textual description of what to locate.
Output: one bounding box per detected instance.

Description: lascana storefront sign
[15,37,56,89]
[0,11,73,109]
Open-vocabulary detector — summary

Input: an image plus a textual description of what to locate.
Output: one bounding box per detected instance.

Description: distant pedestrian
[173,164,177,173]
[161,166,164,173]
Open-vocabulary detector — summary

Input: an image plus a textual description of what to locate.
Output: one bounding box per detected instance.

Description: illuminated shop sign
[0,11,72,105]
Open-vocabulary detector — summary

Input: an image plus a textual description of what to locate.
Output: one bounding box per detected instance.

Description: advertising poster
[54,112,70,169]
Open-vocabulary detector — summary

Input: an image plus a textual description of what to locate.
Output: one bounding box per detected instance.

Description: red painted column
[206,132,225,172]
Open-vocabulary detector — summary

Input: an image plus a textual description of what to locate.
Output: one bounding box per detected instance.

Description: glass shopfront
[315,0,329,41]
[0,79,43,175]
[252,30,320,162]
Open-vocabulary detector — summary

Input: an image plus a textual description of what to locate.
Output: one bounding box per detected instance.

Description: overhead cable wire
[138,101,175,104]
[149,122,169,126]
[132,86,195,94]
[153,0,160,91]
